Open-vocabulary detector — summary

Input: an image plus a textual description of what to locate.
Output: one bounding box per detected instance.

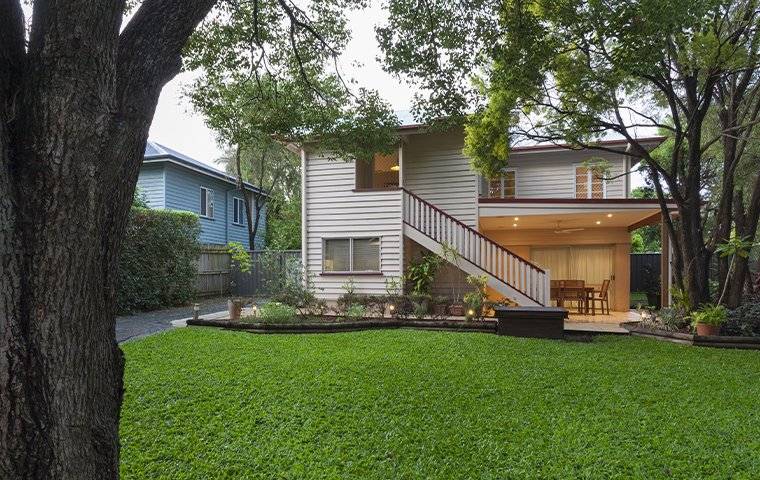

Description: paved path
[116,297,227,343]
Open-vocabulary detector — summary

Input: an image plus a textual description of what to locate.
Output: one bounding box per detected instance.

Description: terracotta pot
[695,323,721,336]
[448,304,465,316]
[228,299,244,321]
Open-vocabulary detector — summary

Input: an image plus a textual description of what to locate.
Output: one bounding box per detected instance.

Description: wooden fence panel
[195,248,231,297]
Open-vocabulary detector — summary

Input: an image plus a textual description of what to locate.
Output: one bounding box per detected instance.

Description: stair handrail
[401,188,545,273]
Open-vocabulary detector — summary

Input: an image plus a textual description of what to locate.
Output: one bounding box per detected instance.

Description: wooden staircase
[402,189,550,306]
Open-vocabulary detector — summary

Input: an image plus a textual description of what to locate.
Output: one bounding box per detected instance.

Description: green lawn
[120,328,760,479]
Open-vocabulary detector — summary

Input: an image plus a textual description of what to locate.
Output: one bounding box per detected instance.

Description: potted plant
[691,304,727,336]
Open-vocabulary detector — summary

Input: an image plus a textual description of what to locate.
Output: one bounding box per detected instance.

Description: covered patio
[479,198,676,313]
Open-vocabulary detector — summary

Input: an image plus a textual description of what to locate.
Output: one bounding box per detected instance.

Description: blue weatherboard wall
[136,162,266,249]
[136,164,165,208]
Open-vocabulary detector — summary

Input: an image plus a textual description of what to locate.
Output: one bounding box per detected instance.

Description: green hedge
[117,208,201,314]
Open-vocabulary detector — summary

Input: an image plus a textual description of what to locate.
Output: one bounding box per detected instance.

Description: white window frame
[199,186,214,218]
[494,168,518,198]
[232,197,245,226]
[322,237,382,273]
[573,164,607,199]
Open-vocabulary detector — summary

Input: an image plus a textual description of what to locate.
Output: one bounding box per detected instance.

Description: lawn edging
[621,321,760,349]
[187,317,497,334]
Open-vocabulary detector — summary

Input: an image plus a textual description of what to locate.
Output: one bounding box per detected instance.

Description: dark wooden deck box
[494,306,568,339]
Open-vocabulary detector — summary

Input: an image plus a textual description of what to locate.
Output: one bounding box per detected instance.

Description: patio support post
[660,212,671,307]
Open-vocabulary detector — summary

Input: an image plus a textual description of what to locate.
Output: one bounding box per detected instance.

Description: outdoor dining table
[550,284,597,314]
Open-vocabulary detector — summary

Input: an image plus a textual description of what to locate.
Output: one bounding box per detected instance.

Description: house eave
[143,156,268,196]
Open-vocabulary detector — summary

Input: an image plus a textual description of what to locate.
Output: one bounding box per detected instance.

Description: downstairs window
[323,237,381,273]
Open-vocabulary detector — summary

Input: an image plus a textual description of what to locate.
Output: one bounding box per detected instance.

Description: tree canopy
[380,0,760,308]
[186,0,400,161]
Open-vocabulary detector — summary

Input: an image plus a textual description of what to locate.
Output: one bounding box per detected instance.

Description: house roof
[509,136,667,154]
[143,141,266,195]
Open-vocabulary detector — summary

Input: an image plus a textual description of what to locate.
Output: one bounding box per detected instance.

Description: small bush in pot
[431,296,450,319]
[691,304,727,336]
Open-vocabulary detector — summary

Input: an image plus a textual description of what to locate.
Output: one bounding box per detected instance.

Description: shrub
[336,278,359,313]
[722,297,760,337]
[358,295,387,318]
[117,207,200,313]
[654,307,690,332]
[463,275,488,320]
[256,302,298,324]
[404,253,442,296]
[344,304,366,321]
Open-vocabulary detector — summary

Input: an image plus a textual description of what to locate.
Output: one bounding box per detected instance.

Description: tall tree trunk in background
[726,179,760,307]
[0,1,215,478]
[234,145,266,251]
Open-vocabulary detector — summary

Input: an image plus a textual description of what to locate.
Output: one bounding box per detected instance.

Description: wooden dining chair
[550,280,563,307]
[589,280,611,315]
[562,280,586,313]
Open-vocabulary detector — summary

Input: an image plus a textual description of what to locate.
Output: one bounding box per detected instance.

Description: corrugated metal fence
[630,253,661,292]
[195,247,301,297]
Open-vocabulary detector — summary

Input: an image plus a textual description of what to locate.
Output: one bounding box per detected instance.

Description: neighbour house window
[323,237,381,272]
[575,166,605,199]
[233,197,245,225]
[200,187,214,218]
[487,170,517,198]
[355,151,400,189]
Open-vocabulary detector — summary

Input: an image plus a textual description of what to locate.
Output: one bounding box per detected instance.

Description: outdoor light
[596,220,601,225]
[390,164,400,171]
[252,304,258,317]
[607,213,613,218]
[192,303,200,321]
[389,304,396,312]
[512,223,518,227]
[514,217,519,221]
[467,309,475,317]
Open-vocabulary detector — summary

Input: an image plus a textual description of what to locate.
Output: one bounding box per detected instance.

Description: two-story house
[138,141,267,249]
[301,125,671,314]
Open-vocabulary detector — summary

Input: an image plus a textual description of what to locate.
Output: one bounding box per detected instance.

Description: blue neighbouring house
[137,141,267,249]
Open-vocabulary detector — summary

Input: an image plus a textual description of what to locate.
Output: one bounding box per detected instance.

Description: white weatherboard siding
[304,152,402,299]
[403,131,479,228]
[505,149,628,199]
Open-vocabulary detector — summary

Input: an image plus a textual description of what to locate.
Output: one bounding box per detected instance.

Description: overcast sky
[149,4,416,168]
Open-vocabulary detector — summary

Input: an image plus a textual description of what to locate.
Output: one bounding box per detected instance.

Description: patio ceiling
[479,208,661,231]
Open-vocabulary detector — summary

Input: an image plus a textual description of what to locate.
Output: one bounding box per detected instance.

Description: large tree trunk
[0,1,215,478]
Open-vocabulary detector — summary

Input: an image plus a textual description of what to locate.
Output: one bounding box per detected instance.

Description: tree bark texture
[0,1,216,478]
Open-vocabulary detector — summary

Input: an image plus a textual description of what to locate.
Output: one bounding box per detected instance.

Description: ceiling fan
[554,221,585,234]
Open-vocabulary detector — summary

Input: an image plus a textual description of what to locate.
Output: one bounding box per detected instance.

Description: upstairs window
[487,169,517,199]
[233,197,245,225]
[355,151,399,189]
[200,187,214,218]
[323,237,381,273]
[575,166,605,199]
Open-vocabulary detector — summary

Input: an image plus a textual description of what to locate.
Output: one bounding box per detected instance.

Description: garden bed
[187,315,497,334]
[622,321,760,349]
